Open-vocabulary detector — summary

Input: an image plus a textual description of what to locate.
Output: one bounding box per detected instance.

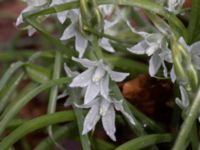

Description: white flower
[179,37,200,70]
[60,9,119,57]
[69,57,129,104]
[175,86,189,109]
[50,0,75,24]
[127,22,172,77]
[76,96,135,141]
[166,0,185,13]
[16,0,48,36]
[60,10,89,58]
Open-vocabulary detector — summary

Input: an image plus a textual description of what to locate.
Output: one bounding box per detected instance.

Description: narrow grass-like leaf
[23,17,74,58]
[47,51,63,149]
[110,82,146,136]
[69,89,91,150]
[188,0,200,43]
[0,78,71,135]
[0,61,24,92]
[0,111,75,150]
[0,72,24,113]
[34,123,78,150]
[127,102,164,133]
[92,139,116,150]
[25,64,51,83]
[115,133,173,150]
[105,55,148,76]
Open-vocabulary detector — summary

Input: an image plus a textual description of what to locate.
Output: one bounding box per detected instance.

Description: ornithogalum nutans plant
[0,0,200,150]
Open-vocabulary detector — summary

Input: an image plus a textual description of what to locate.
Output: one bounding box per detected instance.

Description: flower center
[92,67,106,82]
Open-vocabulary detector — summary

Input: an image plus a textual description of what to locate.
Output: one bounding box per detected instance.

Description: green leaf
[34,123,78,150]
[0,111,75,150]
[47,51,63,149]
[115,133,173,150]
[69,89,91,150]
[0,77,71,136]
[188,0,200,43]
[0,61,24,92]
[0,72,24,113]
[25,64,51,83]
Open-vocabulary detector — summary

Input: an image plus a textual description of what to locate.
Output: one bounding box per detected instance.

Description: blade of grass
[69,89,91,150]
[47,51,63,149]
[188,0,200,43]
[172,88,200,150]
[0,61,24,92]
[0,77,71,136]
[34,123,78,150]
[0,72,24,113]
[0,111,75,150]
[23,17,74,58]
[115,133,173,150]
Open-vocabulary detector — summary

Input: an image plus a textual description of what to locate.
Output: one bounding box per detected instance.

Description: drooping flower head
[127,21,172,77]
[76,96,135,141]
[16,0,48,36]
[69,57,129,104]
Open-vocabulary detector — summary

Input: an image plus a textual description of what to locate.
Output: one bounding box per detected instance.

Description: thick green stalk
[172,88,200,150]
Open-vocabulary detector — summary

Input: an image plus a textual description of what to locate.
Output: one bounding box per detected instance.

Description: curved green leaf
[0,61,24,92]
[25,64,51,83]
[34,123,78,150]
[115,133,173,150]
[0,77,71,135]
[0,111,75,150]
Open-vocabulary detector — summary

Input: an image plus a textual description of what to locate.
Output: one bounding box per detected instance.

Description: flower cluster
[68,57,135,140]
[16,0,200,143]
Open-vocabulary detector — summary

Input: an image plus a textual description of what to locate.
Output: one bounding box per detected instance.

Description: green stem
[172,88,200,150]
[47,51,63,149]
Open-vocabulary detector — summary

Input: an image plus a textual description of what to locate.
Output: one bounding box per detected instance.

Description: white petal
[84,82,100,104]
[175,98,186,110]
[100,74,109,99]
[99,38,115,53]
[127,41,148,55]
[92,67,106,82]
[102,105,116,141]
[29,0,47,6]
[159,49,172,63]
[179,37,189,51]
[16,14,23,26]
[100,98,110,116]
[161,61,168,78]
[190,42,200,69]
[75,33,88,58]
[57,11,68,24]
[60,24,75,40]
[28,26,36,36]
[108,70,129,82]
[75,97,99,108]
[149,54,162,76]
[72,57,97,68]
[126,21,148,37]
[64,63,78,77]
[170,67,176,83]
[114,100,135,125]
[179,86,189,107]
[69,68,93,87]
[82,103,101,134]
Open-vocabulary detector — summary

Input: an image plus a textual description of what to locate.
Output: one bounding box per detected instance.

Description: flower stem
[172,87,200,150]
